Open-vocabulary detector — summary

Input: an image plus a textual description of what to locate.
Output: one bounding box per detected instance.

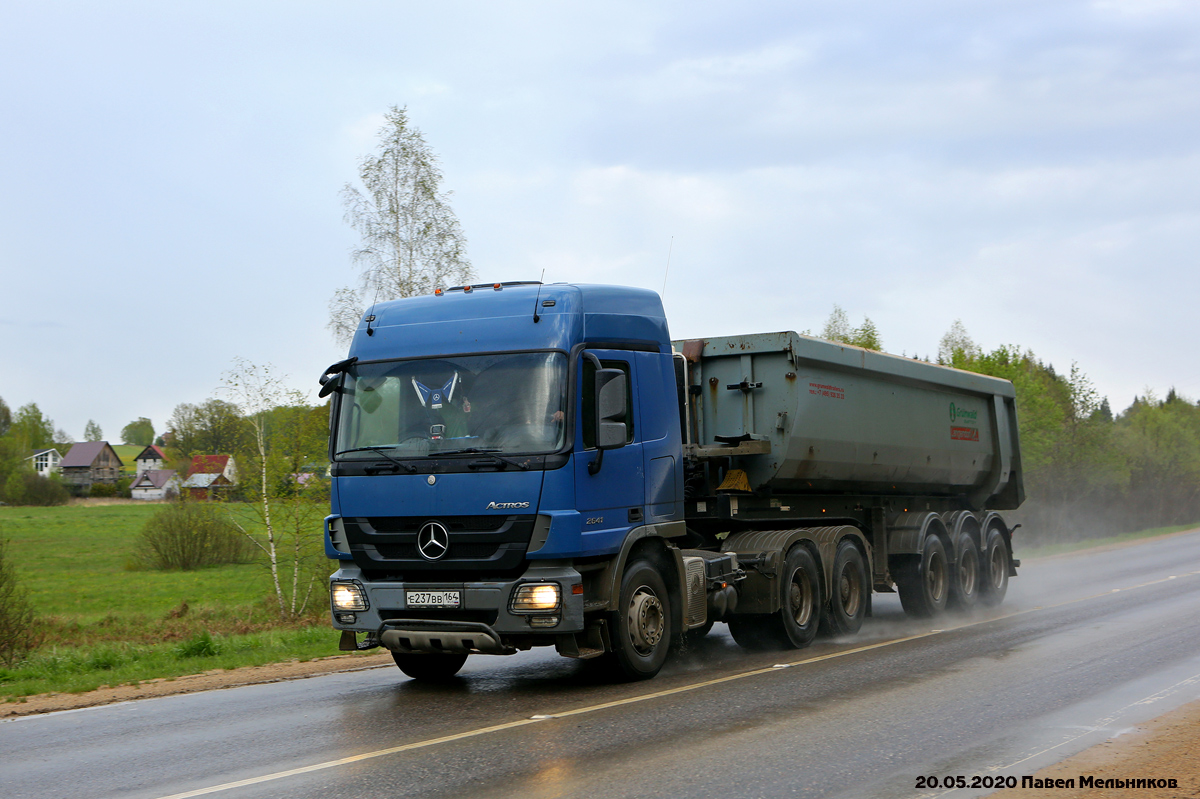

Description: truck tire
[728,545,821,650]
[821,540,867,637]
[391,652,468,682]
[980,527,1010,606]
[949,533,980,611]
[607,558,672,680]
[896,535,948,618]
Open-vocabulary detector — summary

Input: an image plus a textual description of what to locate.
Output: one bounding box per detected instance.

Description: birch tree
[328,105,473,345]
[222,359,323,619]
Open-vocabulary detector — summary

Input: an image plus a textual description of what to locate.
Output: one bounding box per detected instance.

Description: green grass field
[2,504,267,622]
[0,502,339,699]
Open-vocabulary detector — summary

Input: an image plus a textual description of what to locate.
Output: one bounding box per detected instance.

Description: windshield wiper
[441,447,530,471]
[336,446,417,474]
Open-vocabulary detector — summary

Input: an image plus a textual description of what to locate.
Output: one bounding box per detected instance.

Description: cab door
[574,350,645,556]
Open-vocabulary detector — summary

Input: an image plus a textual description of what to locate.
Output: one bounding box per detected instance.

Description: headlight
[510,583,561,613]
[331,582,368,611]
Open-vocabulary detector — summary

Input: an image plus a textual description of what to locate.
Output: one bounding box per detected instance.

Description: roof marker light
[494,283,502,290]
[463,285,473,293]
[434,288,444,296]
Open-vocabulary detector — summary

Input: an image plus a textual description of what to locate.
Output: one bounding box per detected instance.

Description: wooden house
[60,441,123,494]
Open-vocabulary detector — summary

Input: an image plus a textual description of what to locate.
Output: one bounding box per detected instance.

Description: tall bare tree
[329,105,473,345]
[222,359,323,619]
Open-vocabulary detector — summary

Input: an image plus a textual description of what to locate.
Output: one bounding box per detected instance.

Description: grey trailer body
[676,331,1023,510]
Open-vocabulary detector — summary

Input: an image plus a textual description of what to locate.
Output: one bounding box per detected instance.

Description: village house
[133,445,167,477]
[130,469,180,501]
[59,441,123,494]
[182,454,238,500]
[24,448,62,478]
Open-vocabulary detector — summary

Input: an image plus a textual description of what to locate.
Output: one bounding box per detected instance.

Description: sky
[2,0,1198,443]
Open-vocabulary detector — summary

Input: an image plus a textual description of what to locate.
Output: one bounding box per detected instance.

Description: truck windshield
[334,351,568,459]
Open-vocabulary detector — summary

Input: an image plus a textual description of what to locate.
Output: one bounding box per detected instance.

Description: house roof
[61,441,122,468]
[188,454,231,477]
[135,445,166,462]
[25,448,61,460]
[181,472,232,489]
[131,469,178,489]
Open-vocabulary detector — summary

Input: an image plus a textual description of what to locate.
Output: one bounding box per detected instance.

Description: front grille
[344,514,536,577]
[367,515,509,533]
[376,542,504,560]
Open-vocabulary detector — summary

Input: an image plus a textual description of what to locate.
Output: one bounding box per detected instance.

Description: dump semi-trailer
[323,283,1023,681]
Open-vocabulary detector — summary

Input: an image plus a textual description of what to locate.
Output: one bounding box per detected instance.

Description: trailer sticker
[950,402,980,440]
[809,382,845,400]
[951,426,980,441]
[949,402,979,423]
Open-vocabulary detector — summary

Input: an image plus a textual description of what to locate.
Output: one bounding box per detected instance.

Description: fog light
[510,583,561,612]
[331,582,368,611]
[529,615,560,628]
[336,612,357,624]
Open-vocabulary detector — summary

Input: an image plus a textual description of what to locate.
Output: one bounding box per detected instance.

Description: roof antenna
[661,236,674,299]
[533,269,546,323]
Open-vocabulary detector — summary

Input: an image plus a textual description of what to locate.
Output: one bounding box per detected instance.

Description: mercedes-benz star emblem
[416,522,450,561]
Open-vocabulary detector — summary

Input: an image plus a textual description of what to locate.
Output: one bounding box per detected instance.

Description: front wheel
[607,559,672,680]
[391,652,468,682]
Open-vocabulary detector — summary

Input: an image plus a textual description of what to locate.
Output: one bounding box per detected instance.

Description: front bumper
[329,563,585,644]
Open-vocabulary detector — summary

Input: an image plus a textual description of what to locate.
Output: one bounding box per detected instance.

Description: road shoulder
[990,697,1200,799]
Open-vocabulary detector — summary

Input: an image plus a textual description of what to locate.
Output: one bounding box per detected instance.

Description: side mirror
[594,369,627,450]
[318,357,358,398]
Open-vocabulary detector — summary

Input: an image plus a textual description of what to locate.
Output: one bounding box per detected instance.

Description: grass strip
[0,624,345,700]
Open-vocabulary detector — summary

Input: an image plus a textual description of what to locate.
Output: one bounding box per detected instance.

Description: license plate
[406,590,461,608]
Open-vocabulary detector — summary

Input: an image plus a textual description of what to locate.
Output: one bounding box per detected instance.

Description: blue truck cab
[324,282,689,680]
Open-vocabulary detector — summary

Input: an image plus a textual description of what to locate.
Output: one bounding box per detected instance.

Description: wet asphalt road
[5,530,1200,799]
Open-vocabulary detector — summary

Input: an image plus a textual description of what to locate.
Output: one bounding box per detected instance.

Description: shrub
[176,630,221,658]
[88,482,119,498]
[136,501,255,571]
[1,472,68,507]
[0,537,40,666]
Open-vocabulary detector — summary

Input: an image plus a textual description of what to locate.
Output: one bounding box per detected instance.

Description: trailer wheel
[897,535,948,618]
[822,540,867,637]
[729,546,821,650]
[980,527,1010,606]
[391,652,468,682]
[949,534,980,611]
[607,559,672,680]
